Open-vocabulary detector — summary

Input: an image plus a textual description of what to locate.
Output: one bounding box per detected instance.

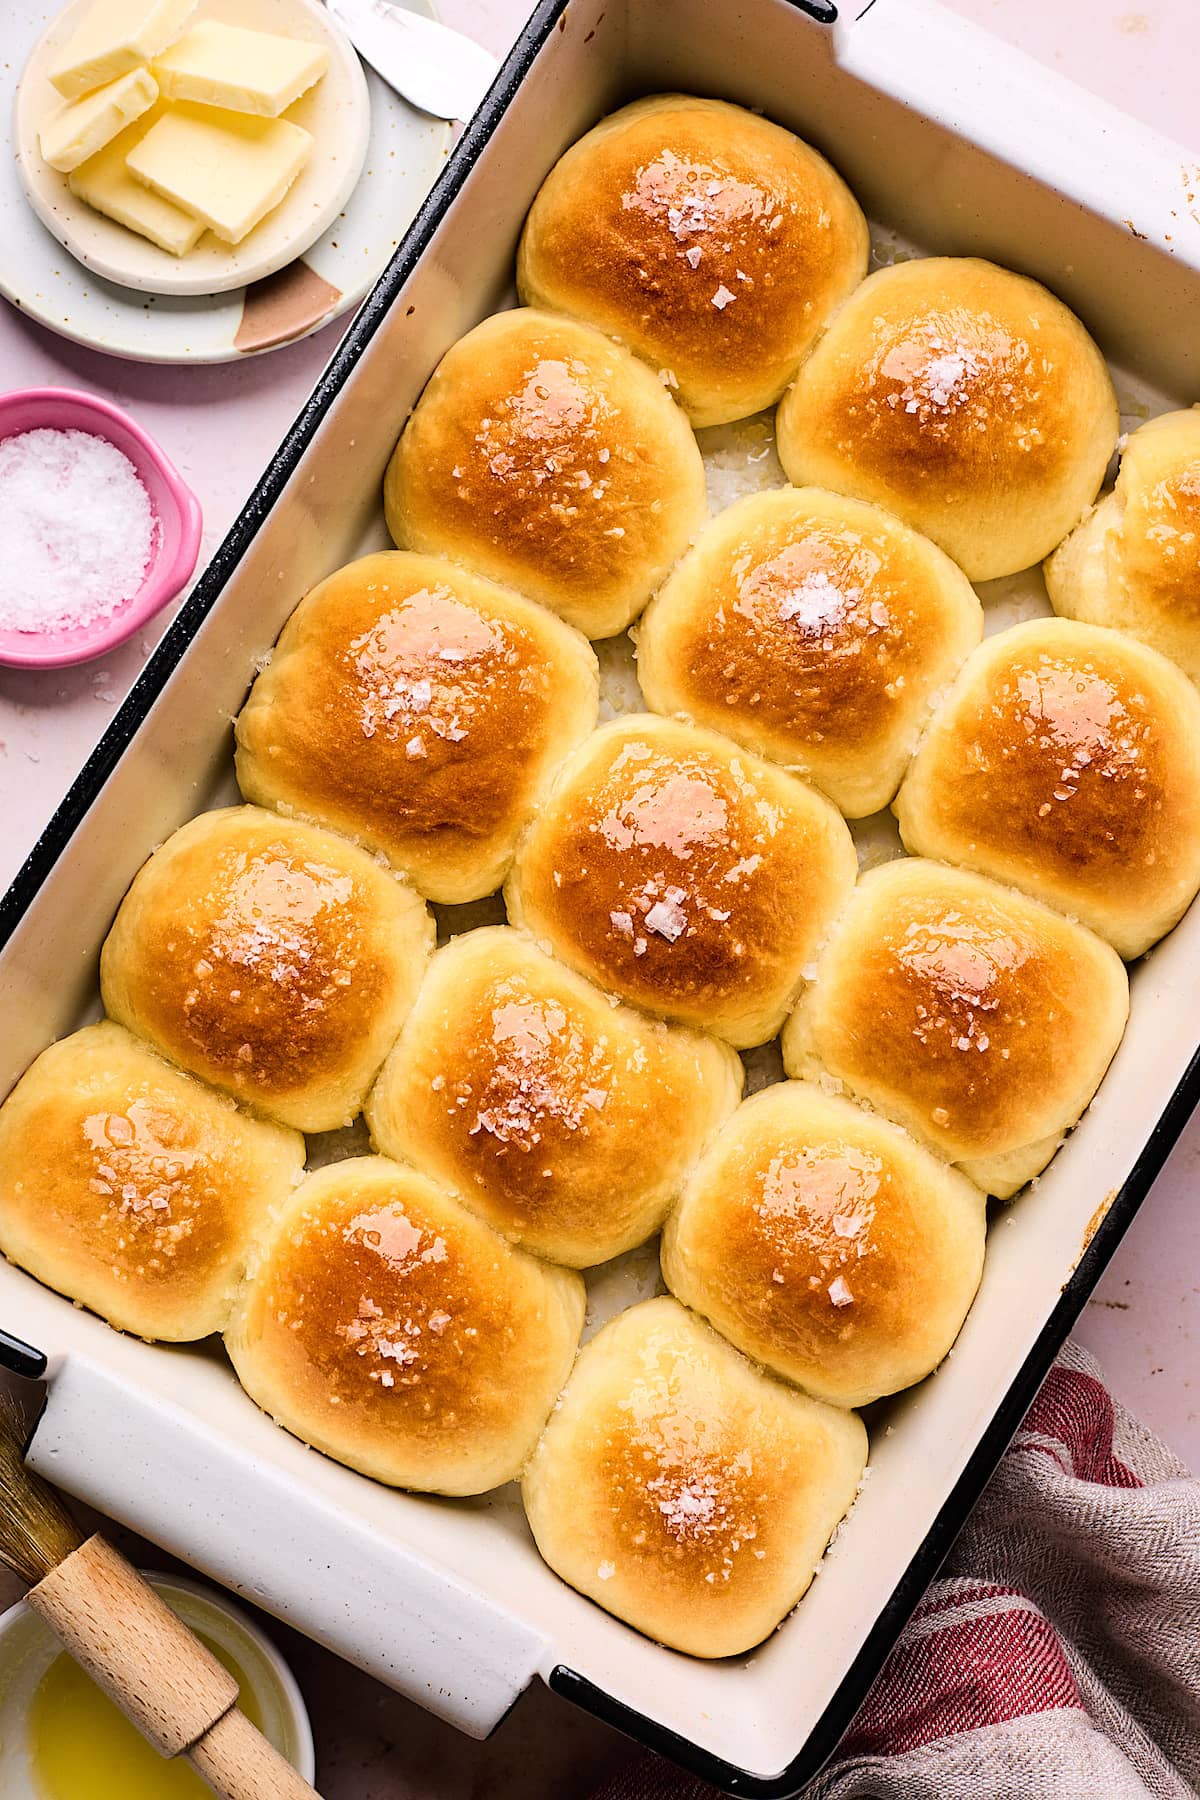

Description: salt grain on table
[0,428,157,634]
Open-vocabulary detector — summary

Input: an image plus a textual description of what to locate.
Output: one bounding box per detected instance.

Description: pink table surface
[0,3,1197,1794]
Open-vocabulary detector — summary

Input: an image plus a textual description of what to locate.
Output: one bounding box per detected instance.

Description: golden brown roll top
[0,1022,304,1342]
[783,858,1129,1196]
[521,1295,867,1658]
[100,806,434,1133]
[776,257,1118,581]
[893,618,1200,958]
[517,94,869,428]
[661,1081,986,1408]
[235,552,599,904]
[636,486,983,816]
[383,308,707,640]
[1046,409,1200,685]
[505,715,858,1047]
[225,1156,585,1496]
[366,926,743,1267]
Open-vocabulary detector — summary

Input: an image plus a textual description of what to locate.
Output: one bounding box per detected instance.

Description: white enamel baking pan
[3,1,1200,1791]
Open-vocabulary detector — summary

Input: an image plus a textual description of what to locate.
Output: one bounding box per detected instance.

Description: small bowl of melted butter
[0,1572,315,1799]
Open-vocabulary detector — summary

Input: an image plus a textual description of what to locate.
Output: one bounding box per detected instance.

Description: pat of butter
[125,105,313,245]
[40,66,158,174]
[69,117,205,255]
[154,20,329,118]
[49,0,196,100]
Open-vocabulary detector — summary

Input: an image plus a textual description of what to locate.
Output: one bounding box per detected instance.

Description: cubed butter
[40,67,158,174]
[49,0,196,100]
[154,20,328,117]
[69,117,205,256]
[125,105,313,245]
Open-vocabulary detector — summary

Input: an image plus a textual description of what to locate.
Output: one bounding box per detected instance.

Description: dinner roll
[783,858,1128,1196]
[101,806,433,1133]
[0,1022,304,1342]
[226,1156,584,1495]
[367,926,743,1267]
[894,618,1200,958]
[776,257,1118,580]
[505,715,857,1047]
[1046,409,1200,684]
[517,95,869,428]
[661,1081,985,1408]
[636,487,982,816]
[521,1296,866,1657]
[235,552,599,904]
[383,308,707,639]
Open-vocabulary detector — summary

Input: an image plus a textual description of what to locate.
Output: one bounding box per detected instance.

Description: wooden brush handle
[30,1534,320,1799]
[189,1700,318,1799]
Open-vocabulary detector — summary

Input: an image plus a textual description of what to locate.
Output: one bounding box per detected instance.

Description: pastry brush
[0,1393,320,1800]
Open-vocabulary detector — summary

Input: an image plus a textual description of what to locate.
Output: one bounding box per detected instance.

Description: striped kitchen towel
[591,1343,1200,1800]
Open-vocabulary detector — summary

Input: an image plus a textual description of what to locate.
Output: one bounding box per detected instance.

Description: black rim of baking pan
[0,0,1197,1792]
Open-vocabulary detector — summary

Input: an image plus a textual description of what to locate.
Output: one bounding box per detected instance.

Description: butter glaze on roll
[235,552,599,904]
[783,858,1128,1196]
[367,926,743,1267]
[517,95,870,428]
[894,618,1200,958]
[776,257,1118,580]
[636,487,983,816]
[521,1296,867,1657]
[226,1156,585,1495]
[101,806,433,1133]
[383,308,707,639]
[1046,409,1200,684]
[0,1022,304,1342]
[661,1081,985,1408]
[505,714,858,1047]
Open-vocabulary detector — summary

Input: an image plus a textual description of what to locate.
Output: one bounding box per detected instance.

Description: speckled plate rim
[0,0,452,363]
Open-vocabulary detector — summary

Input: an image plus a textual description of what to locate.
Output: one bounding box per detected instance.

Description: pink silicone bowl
[0,388,203,670]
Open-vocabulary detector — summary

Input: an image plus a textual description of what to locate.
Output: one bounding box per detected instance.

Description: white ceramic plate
[0,0,452,361]
[16,0,372,298]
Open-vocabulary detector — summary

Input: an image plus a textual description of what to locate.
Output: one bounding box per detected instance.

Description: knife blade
[326,0,500,123]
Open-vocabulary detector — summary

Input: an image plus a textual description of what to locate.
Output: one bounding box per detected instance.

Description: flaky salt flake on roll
[226,1156,585,1496]
[505,714,857,1048]
[783,858,1128,1197]
[776,257,1118,581]
[101,806,433,1133]
[636,486,983,816]
[383,309,707,640]
[235,552,599,904]
[893,617,1200,958]
[661,1081,985,1408]
[0,1022,304,1343]
[517,95,869,428]
[367,926,742,1267]
[1046,408,1200,685]
[521,1296,867,1658]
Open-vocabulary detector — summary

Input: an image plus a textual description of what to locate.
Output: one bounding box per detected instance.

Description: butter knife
[325,0,501,123]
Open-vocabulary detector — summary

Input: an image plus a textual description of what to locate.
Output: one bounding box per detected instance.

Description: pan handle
[833,0,1200,265]
[28,1355,549,1740]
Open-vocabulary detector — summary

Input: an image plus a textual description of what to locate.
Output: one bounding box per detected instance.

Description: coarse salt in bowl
[0,388,202,670]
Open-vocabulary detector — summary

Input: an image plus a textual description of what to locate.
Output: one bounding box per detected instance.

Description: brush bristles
[0,1393,82,1586]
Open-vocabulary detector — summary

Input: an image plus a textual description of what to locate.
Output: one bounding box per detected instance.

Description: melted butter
[29,1633,265,1800]
[735,532,888,642]
[1010,661,1140,770]
[625,148,776,245]
[469,354,620,516]
[80,1100,199,1224]
[866,308,1050,457]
